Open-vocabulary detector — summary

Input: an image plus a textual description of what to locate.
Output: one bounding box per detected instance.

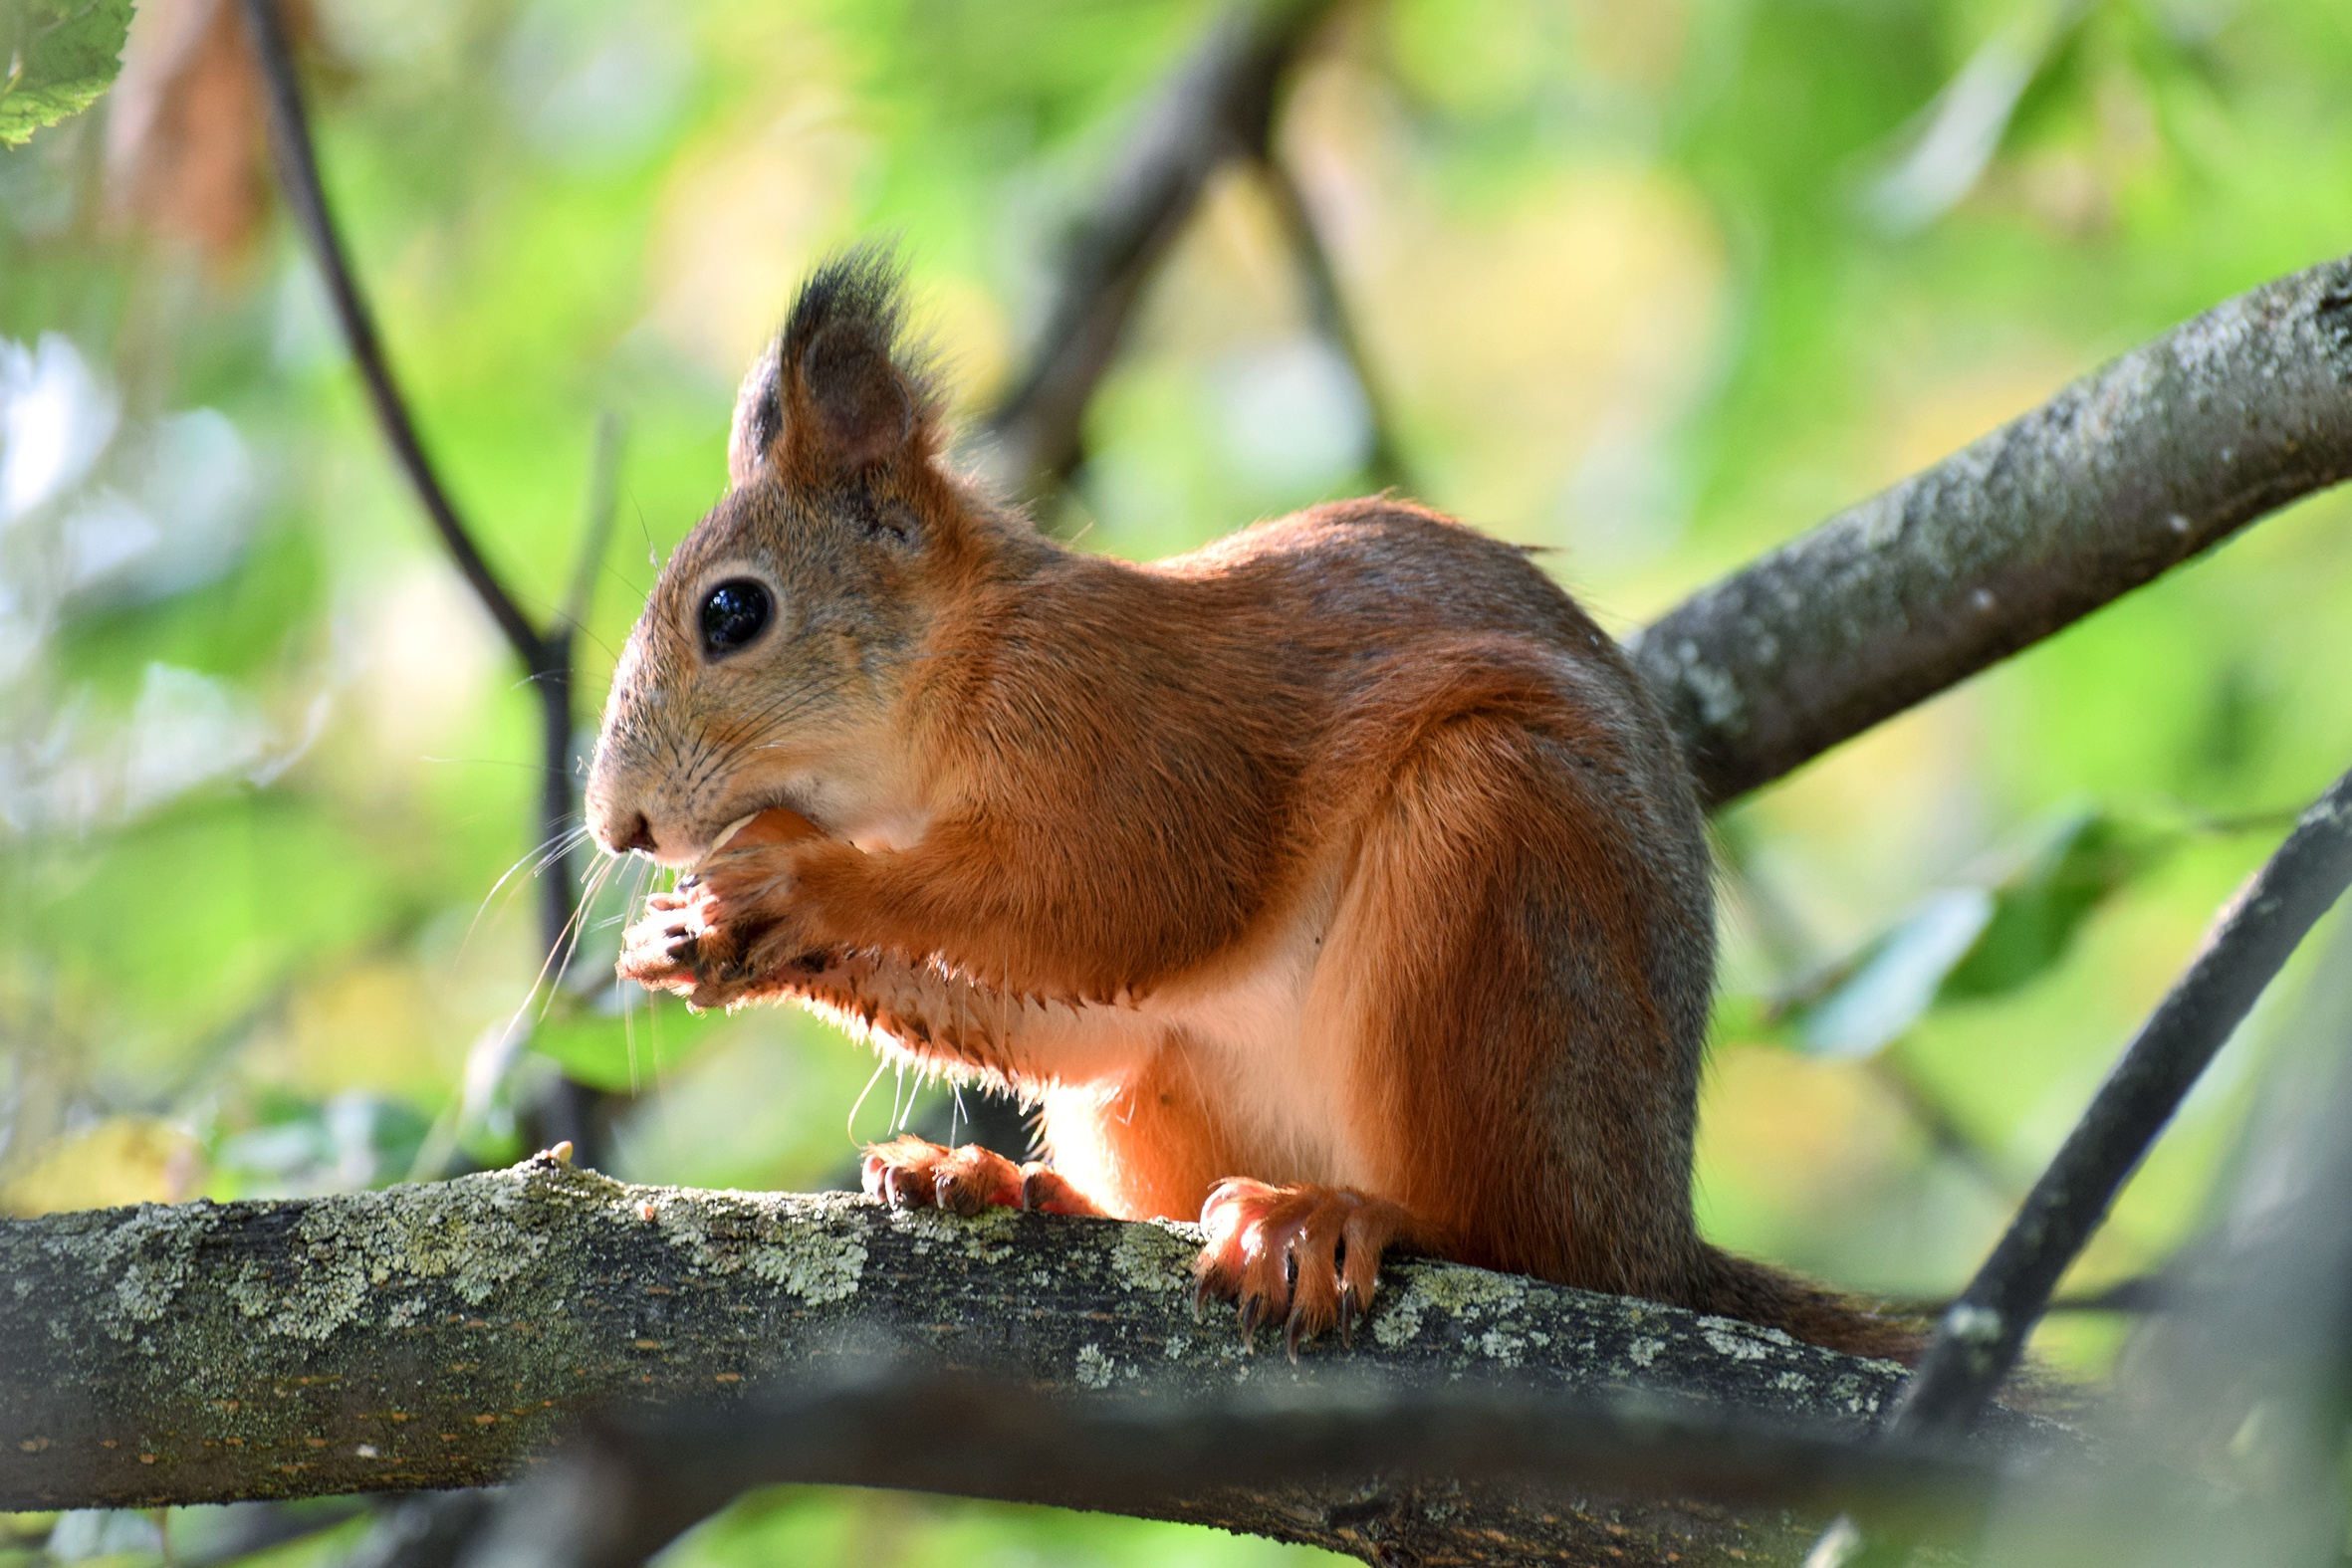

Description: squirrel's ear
[795,318,914,473]
[730,248,932,489]
[727,341,786,491]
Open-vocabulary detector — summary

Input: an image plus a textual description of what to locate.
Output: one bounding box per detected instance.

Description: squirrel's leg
[1197,707,1712,1343]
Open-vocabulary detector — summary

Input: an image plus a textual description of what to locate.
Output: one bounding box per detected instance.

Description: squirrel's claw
[1194,1179,1421,1357]
[862,1136,1022,1214]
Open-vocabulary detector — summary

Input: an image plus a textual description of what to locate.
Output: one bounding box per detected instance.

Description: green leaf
[1796,887,1996,1059]
[0,0,134,148]
[1939,809,2169,1002]
[1773,807,2173,1060]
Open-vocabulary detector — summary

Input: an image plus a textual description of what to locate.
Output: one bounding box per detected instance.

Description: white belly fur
[787,876,1362,1189]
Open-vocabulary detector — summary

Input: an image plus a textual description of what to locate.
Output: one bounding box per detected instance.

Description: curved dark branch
[1886,760,2352,1438]
[242,0,625,1160]
[236,0,545,669]
[978,0,1345,499]
[1633,256,2352,807]
[480,1363,2018,1568]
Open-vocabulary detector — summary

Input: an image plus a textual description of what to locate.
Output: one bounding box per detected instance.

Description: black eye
[698,578,773,657]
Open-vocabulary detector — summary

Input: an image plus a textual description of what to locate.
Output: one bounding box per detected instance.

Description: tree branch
[1631,256,2352,808]
[241,0,624,1161]
[0,1155,2066,1565]
[236,0,543,669]
[977,0,1345,498]
[1886,760,2352,1437]
[1256,149,1411,494]
[476,1363,2023,1568]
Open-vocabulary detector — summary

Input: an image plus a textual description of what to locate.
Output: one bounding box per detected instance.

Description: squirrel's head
[586,248,989,866]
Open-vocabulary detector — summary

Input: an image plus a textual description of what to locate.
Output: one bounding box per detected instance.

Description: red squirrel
[585,250,1913,1360]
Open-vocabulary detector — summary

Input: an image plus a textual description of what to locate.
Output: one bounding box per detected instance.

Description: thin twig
[240,0,616,1162]
[1255,149,1411,493]
[236,0,545,669]
[1888,761,2352,1437]
[978,0,1345,499]
[1889,1272,2174,1319]
[536,411,626,1005]
[562,413,627,635]
[1868,1054,2013,1197]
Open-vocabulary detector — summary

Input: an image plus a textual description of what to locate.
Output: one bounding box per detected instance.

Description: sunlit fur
[586,250,1916,1358]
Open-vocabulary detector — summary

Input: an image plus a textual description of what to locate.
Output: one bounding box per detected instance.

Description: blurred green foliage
[0,0,132,146]
[3,0,2351,1561]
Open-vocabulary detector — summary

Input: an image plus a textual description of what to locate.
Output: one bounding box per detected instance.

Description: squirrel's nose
[610,811,657,857]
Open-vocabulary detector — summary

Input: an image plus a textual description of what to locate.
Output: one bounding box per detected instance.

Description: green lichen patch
[742,1225,866,1303]
[885,1203,1017,1262]
[641,1189,869,1304]
[1694,1315,1796,1365]
[41,1203,223,1344]
[1409,1264,1528,1315]
[1107,1219,1196,1297]
[1369,1260,1529,1351]
[1074,1342,1116,1389]
[218,1163,579,1341]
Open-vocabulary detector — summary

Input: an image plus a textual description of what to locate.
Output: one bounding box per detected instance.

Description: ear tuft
[725,243,935,489]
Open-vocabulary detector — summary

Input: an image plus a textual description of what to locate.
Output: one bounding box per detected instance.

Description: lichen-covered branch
[1632,255,2352,807]
[0,1155,2060,1566]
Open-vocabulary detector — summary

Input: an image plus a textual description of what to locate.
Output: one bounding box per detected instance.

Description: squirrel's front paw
[616,887,743,1005]
[861,1135,1099,1218]
[615,835,824,1008]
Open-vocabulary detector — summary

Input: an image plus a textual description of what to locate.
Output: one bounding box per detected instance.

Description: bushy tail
[1694,1245,1927,1363]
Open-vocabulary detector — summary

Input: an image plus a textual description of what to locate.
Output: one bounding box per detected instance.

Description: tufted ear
[726,246,931,491]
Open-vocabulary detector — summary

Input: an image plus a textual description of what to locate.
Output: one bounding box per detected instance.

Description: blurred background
[3,0,2351,1562]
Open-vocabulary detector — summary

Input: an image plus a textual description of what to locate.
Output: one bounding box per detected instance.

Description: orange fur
[588,252,1916,1360]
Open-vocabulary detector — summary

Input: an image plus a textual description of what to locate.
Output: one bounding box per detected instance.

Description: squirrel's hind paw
[1195,1180,1421,1360]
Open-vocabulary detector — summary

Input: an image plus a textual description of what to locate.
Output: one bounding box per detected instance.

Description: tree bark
[0,1154,2059,1566]
[1631,255,2352,807]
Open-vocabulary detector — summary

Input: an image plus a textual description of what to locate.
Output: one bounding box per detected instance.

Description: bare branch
[241,0,626,1158]
[1255,150,1411,493]
[560,412,627,637]
[977,0,1346,498]
[1633,256,2352,807]
[0,1157,2068,1566]
[236,0,545,669]
[1888,760,2352,1436]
